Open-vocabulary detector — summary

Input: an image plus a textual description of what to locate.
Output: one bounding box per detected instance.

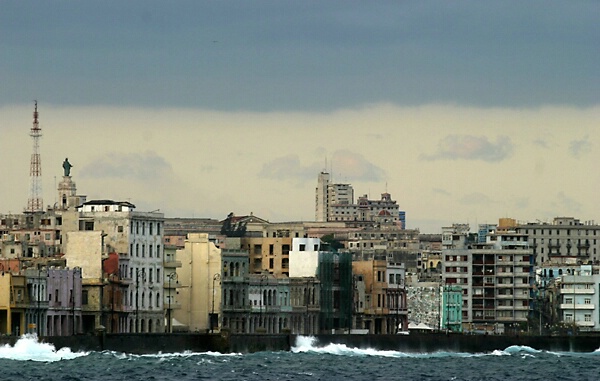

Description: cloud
[458,192,495,205]
[330,150,386,182]
[80,151,174,181]
[532,139,549,149]
[258,154,320,181]
[556,192,582,214]
[432,188,451,197]
[569,135,591,158]
[422,135,513,162]
[258,150,385,182]
[513,197,530,210]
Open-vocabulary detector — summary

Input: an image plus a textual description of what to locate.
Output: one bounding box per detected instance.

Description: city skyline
[1,2,599,233]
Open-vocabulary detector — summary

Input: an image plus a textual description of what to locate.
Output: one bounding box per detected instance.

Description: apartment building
[442,223,533,333]
[314,172,402,226]
[351,258,407,334]
[515,217,600,266]
[66,200,165,333]
[555,265,600,332]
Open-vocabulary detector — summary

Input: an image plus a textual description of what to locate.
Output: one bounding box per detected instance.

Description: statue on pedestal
[62,158,73,177]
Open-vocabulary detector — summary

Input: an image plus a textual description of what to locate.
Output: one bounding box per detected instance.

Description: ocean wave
[290,336,600,359]
[0,334,89,362]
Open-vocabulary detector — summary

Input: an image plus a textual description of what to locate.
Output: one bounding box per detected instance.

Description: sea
[0,335,598,381]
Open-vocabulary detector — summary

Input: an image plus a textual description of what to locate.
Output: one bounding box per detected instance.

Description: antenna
[26,101,43,213]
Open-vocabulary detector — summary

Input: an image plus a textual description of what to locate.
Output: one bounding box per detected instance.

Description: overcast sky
[1,1,599,233]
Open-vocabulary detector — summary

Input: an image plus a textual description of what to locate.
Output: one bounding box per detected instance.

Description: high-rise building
[442,223,533,333]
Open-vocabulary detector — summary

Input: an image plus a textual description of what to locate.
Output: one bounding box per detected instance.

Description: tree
[320,234,344,252]
[220,212,247,237]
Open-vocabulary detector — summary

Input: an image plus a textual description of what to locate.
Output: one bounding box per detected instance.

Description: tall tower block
[26,101,43,213]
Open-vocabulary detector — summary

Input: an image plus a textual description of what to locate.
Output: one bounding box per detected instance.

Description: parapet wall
[1,333,597,355]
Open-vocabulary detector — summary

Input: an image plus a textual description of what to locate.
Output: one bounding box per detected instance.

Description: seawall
[1,333,598,354]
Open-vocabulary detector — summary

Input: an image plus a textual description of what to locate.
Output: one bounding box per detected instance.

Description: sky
[1,1,599,233]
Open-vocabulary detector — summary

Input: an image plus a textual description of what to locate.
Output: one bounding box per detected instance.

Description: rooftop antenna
[26,100,43,213]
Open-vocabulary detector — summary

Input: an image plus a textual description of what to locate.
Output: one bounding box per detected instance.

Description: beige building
[0,272,27,335]
[64,230,105,333]
[174,233,222,332]
[65,200,165,333]
[352,259,408,334]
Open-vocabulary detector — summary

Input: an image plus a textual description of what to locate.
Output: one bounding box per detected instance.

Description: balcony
[559,288,595,295]
[163,259,182,268]
[559,303,595,310]
[165,302,181,310]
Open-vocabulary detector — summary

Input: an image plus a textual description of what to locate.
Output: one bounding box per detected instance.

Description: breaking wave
[0,334,89,362]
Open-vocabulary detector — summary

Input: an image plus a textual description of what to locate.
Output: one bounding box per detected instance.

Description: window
[118,226,124,233]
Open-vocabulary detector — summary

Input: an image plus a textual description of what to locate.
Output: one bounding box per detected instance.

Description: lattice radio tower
[26,100,44,213]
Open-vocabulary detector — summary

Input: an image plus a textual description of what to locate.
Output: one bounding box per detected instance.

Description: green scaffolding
[318,251,353,332]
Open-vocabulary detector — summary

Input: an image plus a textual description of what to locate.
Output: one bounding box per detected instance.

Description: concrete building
[514,217,600,266]
[352,258,407,334]
[314,172,402,226]
[64,230,105,334]
[163,245,182,333]
[442,223,533,333]
[24,266,48,335]
[220,237,250,333]
[0,271,27,336]
[287,237,321,334]
[65,200,165,333]
[555,265,600,332]
[174,233,222,333]
[45,267,82,336]
[315,171,354,222]
[419,234,442,281]
[346,227,420,274]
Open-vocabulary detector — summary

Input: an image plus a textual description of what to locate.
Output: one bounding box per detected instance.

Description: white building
[73,200,165,333]
[556,265,600,331]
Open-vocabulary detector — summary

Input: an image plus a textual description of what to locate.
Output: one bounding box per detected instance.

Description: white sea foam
[291,335,473,358]
[290,336,600,359]
[0,334,89,362]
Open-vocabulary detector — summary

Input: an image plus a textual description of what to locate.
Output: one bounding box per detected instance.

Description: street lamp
[259,274,267,331]
[135,268,146,333]
[211,273,221,333]
[167,272,178,333]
